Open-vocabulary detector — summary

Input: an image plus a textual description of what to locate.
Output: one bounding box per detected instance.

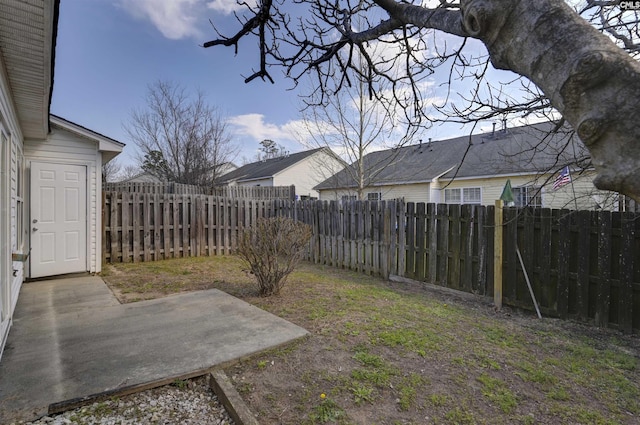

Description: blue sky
[51,0,315,165]
[50,0,523,168]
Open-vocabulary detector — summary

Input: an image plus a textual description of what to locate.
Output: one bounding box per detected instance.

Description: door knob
[32,227,38,232]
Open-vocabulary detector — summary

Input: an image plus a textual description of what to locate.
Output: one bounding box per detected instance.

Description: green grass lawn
[102,256,640,424]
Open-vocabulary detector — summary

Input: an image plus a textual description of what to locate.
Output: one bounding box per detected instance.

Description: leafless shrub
[236,217,312,296]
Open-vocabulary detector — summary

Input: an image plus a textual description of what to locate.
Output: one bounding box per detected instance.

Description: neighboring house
[120,171,164,183]
[0,1,124,356]
[315,122,619,210]
[217,161,238,178]
[119,162,237,184]
[218,147,345,200]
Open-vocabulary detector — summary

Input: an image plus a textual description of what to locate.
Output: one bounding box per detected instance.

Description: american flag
[553,166,571,190]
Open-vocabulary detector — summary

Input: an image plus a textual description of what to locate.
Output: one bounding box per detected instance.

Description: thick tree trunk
[460,0,640,201]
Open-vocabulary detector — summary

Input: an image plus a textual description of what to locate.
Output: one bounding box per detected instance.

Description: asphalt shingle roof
[315,122,589,190]
[218,147,326,183]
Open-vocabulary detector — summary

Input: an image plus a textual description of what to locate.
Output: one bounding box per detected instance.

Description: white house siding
[318,188,351,201]
[236,177,273,187]
[9,133,24,304]
[318,182,431,203]
[377,183,431,203]
[23,126,101,276]
[438,175,537,206]
[439,173,617,210]
[320,173,616,211]
[543,171,619,210]
[274,151,344,199]
[0,53,25,356]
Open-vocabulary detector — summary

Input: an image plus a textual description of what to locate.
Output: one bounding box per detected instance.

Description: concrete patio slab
[0,276,308,423]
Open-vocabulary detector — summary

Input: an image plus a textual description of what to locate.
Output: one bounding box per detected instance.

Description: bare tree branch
[203,0,640,201]
[125,80,239,186]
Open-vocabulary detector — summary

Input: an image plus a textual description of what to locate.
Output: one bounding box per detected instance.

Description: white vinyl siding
[0,63,25,355]
[235,177,273,187]
[319,182,431,203]
[542,172,619,210]
[9,135,25,298]
[273,150,344,200]
[442,173,617,210]
[11,142,25,254]
[24,126,100,275]
[320,172,618,211]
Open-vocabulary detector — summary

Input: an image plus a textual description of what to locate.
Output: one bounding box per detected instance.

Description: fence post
[494,200,504,309]
[381,202,391,279]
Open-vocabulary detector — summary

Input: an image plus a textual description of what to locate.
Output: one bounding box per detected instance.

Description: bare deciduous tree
[101,158,121,183]
[119,164,141,181]
[297,65,404,200]
[125,80,238,186]
[204,1,640,201]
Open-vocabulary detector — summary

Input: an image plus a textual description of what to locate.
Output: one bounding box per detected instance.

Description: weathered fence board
[104,182,295,200]
[103,193,640,333]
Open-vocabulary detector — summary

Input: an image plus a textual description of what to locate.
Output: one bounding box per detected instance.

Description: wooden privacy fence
[402,203,494,296]
[102,193,639,332]
[104,182,296,200]
[209,185,296,200]
[104,182,212,194]
[401,204,640,333]
[500,207,640,332]
[103,192,298,262]
[296,200,405,278]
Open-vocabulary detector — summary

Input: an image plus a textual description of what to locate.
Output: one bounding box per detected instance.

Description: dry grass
[102,256,640,425]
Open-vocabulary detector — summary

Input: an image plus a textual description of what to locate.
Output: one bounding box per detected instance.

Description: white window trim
[367,192,382,201]
[462,187,482,204]
[444,187,482,204]
[513,185,543,208]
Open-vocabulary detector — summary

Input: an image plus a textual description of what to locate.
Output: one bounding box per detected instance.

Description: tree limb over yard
[204,0,640,201]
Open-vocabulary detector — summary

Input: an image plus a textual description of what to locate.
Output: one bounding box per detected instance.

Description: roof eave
[50,115,125,158]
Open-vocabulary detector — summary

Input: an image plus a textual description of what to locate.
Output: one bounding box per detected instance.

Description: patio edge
[210,369,260,425]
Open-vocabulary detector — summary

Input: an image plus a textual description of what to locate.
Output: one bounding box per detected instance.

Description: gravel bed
[17,376,235,425]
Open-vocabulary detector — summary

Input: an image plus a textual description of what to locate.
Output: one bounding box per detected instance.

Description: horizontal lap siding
[377,183,430,203]
[0,32,27,357]
[273,152,345,200]
[24,127,100,273]
[318,183,431,203]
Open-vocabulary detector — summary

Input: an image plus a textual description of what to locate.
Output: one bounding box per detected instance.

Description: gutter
[47,0,61,134]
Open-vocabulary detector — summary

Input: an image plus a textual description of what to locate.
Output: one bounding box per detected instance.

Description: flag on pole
[500,179,515,206]
[553,166,571,190]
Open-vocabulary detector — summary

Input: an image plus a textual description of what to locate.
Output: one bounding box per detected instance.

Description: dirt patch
[102,257,640,424]
[102,256,258,303]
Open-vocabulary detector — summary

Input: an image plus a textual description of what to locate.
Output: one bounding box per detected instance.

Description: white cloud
[229,114,297,142]
[118,0,205,40]
[207,0,256,15]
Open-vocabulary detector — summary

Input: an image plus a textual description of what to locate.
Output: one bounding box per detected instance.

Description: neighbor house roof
[0,0,59,139]
[315,121,589,190]
[218,147,328,184]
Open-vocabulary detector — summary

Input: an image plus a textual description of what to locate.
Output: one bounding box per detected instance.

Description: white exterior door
[30,162,87,278]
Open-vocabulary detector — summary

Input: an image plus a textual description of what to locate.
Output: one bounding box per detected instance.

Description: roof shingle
[315,122,588,190]
[219,147,327,183]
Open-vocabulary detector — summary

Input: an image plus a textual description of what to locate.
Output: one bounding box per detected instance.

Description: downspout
[430,165,457,203]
